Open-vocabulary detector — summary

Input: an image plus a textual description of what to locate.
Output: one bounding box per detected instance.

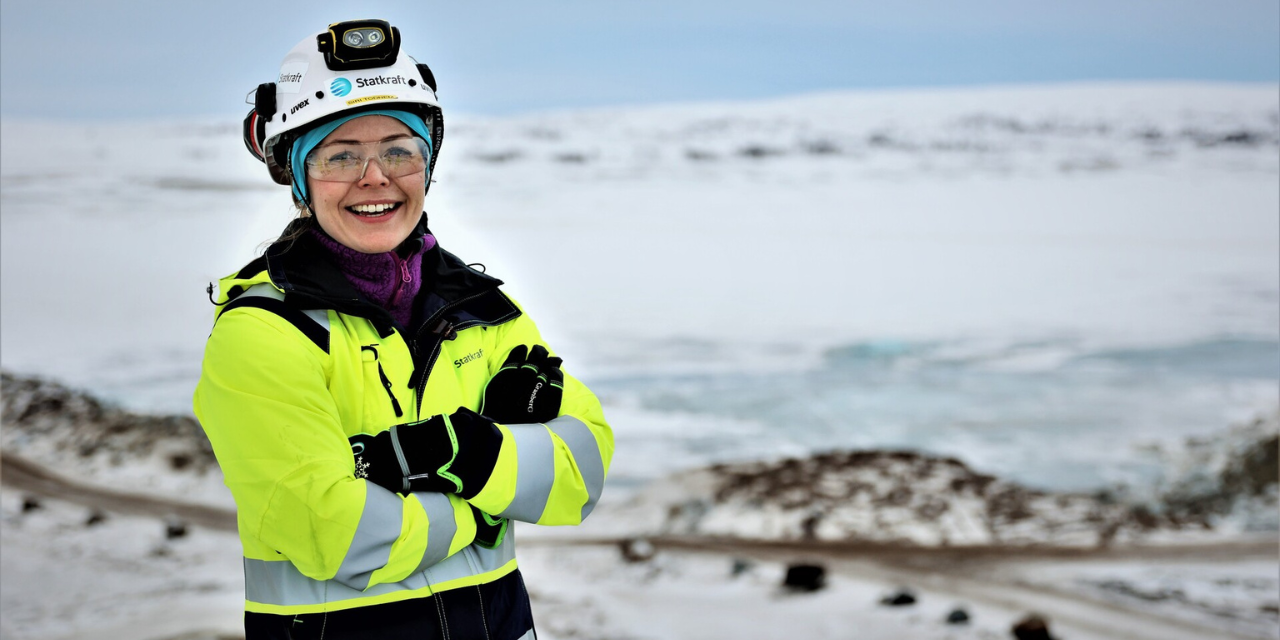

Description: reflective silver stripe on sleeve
[412,491,459,572]
[425,529,516,584]
[331,483,403,590]
[496,424,556,523]
[243,527,517,608]
[545,415,605,520]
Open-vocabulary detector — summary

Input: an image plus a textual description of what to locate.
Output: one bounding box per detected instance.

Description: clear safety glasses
[304,136,430,182]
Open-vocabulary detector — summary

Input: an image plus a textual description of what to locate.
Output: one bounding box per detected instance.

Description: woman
[194,20,612,640]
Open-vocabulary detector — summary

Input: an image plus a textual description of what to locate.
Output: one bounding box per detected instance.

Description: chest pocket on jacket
[361,345,404,427]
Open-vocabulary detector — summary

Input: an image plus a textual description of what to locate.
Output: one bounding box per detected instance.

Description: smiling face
[306,115,426,254]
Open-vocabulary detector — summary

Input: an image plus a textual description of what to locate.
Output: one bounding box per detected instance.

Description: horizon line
[1,78,1277,125]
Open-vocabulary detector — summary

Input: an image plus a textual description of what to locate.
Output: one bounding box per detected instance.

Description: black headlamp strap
[415,63,437,93]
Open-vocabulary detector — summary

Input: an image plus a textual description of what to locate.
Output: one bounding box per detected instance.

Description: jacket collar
[261,218,505,337]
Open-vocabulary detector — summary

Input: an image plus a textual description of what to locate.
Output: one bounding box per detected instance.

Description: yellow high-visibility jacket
[193,224,612,617]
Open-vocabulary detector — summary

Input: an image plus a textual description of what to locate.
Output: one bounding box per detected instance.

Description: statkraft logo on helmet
[330,77,353,97]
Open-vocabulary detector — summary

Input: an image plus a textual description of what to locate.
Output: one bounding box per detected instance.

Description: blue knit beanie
[289,109,433,203]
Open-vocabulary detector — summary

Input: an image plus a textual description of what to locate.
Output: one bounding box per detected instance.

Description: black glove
[349,408,503,498]
[480,345,565,424]
[471,504,509,548]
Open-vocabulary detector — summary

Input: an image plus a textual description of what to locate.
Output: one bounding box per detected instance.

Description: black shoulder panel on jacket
[219,296,330,353]
[457,289,522,328]
[235,255,269,280]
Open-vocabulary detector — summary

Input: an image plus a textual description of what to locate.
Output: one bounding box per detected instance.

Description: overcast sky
[1,0,1277,119]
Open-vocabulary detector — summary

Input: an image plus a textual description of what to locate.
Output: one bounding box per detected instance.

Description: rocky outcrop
[1,371,215,473]
[635,449,1175,547]
[1152,412,1279,532]
[611,412,1279,547]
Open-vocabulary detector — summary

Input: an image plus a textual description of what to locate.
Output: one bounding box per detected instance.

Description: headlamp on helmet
[316,19,400,71]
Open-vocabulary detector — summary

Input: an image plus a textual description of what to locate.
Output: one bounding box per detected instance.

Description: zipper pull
[431,319,457,341]
[377,362,404,418]
[400,261,411,283]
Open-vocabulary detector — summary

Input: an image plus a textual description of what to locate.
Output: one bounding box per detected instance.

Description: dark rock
[879,589,917,606]
[800,511,822,540]
[169,453,194,470]
[1136,128,1165,142]
[21,496,41,513]
[85,510,107,526]
[946,608,969,624]
[165,520,188,539]
[1221,433,1278,498]
[1012,614,1054,640]
[803,140,841,155]
[1216,131,1263,146]
[473,151,522,164]
[737,145,784,159]
[867,132,894,147]
[618,537,655,563]
[730,558,753,577]
[1129,505,1160,530]
[782,563,826,592]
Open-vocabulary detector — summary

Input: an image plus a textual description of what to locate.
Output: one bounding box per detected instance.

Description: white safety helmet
[242,19,443,192]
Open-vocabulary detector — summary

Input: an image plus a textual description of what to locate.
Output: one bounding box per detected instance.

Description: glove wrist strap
[388,424,413,493]
[433,413,464,493]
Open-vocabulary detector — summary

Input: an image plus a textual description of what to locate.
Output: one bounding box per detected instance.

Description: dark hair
[257,206,315,256]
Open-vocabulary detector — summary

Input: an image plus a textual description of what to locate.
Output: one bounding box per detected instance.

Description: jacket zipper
[412,290,492,418]
[361,345,404,418]
[389,254,412,308]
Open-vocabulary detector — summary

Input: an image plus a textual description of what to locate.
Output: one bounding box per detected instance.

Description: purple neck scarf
[310,226,437,328]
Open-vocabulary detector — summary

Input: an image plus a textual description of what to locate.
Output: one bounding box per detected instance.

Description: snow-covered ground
[4,485,1274,640]
[0,489,244,640]
[2,82,1278,638]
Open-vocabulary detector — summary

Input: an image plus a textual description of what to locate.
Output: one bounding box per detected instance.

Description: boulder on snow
[165,519,188,540]
[618,537,655,563]
[1011,614,1055,640]
[21,495,41,513]
[879,588,917,607]
[782,563,826,592]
